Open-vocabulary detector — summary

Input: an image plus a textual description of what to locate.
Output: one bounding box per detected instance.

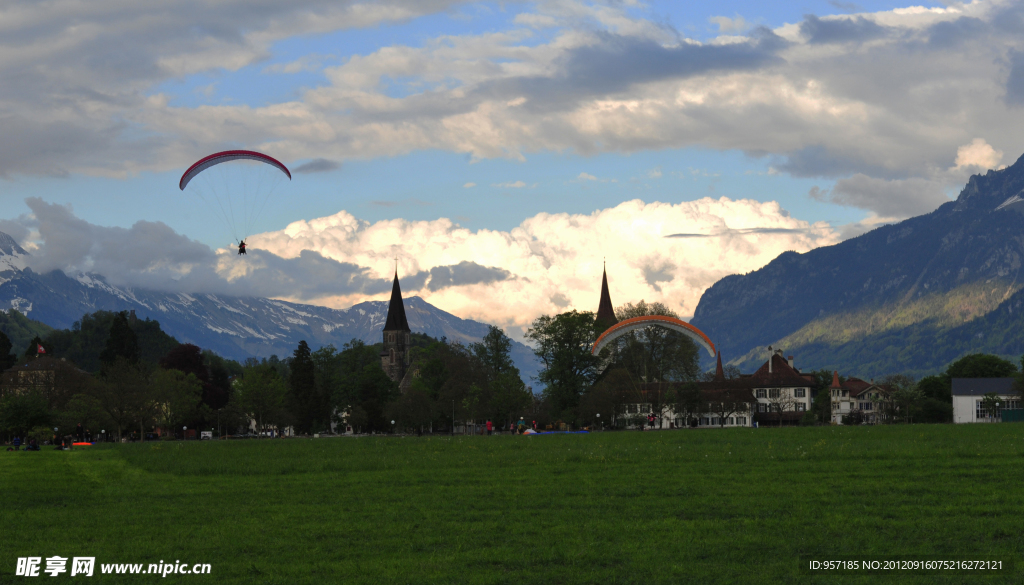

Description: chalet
[829,373,892,424]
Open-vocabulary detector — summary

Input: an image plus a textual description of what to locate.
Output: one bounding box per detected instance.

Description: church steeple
[383,271,410,332]
[381,270,411,384]
[596,262,618,332]
[715,351,725,382]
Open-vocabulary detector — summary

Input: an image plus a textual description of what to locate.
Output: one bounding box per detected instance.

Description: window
[796,403,806,412]
[727,417,734,425]
[860,402,873,411]
[736,417,746,426]
[758,403,768,413]
[389,349,395,364]
[710,417,720,426]
[769,388,781,399]
[756,389,766,398]
[976,400,989,421]
[794,388,806,398]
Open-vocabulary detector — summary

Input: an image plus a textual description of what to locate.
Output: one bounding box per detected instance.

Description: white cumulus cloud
[250,197,840,335]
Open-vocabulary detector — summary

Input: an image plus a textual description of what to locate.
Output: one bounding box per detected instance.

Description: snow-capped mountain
[0,234,541,383]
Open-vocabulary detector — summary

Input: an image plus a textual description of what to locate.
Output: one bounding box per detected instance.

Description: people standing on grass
[12,436,21,450]
[486,420,492,435]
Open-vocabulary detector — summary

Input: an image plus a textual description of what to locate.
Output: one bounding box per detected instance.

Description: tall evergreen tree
[0,330,16,371]
[99,312,139,367]
[471,325,518,381]
[289,340,317,434]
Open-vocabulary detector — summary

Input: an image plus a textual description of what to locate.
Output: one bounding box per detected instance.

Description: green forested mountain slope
[0,309,53,358]
[691,153,1024,379]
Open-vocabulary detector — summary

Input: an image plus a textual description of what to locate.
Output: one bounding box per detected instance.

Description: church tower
[381,270,411,383]
[595,262,618,332]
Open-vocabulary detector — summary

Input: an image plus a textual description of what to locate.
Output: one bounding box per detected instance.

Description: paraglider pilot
[238,240,247,255]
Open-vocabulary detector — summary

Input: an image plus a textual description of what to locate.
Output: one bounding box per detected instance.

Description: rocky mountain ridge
[690,153,1024,378]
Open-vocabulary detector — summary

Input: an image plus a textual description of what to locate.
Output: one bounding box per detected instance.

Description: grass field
[2,424,1023,584]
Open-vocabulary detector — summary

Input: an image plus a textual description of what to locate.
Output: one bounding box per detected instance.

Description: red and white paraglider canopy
[179,150,291,191]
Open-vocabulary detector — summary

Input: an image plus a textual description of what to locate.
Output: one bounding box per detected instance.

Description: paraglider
[179,150,292,255]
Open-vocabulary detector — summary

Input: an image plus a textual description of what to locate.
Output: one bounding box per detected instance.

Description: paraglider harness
[238,240,247,255]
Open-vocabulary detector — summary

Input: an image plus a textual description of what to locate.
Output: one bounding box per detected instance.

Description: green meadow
[2,424,1023,584]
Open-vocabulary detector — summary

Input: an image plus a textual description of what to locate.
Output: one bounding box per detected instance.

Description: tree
[23,335,52,361]
[488,370,533,427]
[385,385,434,433]
[332,340,399,434]
[93,358,157,441]
[99,312,139,367]
[236,362,289,436]
[945,354,1017,380]
[289,340,317,434]
[160,343,229,412]
[0,330,16,371]
[310,345,340,433]
[151,369,204,434]
[703,388,752,428]
[888,387,925,424]
[613,301,701,384]
[669,381,704,428]
[0,391,51,440]
[471,325,517,381]
[526,310,601,419]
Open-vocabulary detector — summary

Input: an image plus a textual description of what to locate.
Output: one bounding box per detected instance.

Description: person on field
[12,436,20,451]
[486,420,492,436]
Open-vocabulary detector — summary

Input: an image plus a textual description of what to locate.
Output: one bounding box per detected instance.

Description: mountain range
[691,153,1024,379]
[0,232,541,384]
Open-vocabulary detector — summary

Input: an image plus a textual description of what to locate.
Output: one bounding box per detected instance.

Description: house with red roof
[828,371,892,424]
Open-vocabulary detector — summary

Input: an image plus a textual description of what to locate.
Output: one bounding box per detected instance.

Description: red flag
[37,344,45,355]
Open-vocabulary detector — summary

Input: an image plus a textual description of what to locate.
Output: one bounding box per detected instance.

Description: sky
[1,0,1022,340]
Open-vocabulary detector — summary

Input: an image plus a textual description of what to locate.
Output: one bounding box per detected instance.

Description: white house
[952,378,1021,423]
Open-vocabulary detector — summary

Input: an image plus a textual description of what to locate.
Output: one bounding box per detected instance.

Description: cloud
[709,15,749,34]
[647,166,662,179]
[463,182,476,188]
[800,14,891,44]
[954,138,1003,170]
[251,197,839,331]
[293,159,342,174]
[812,174,952,218]
[492,180,527,188]
[7,195,839,335]
[425,261,512,291]
[2,0,1022,225]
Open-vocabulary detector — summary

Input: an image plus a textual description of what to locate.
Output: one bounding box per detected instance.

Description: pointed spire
[715,351,724,382]
[830,370,841,389]
[596,263,617,331]
[384,270,410,332]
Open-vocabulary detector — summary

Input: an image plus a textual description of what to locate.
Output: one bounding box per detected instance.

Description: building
[745,351,815,425]
[619,351,814,429]
[951,378,1022,423]
[380,269,413,390]
[829,373,892,424]
[595,262,618,332]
